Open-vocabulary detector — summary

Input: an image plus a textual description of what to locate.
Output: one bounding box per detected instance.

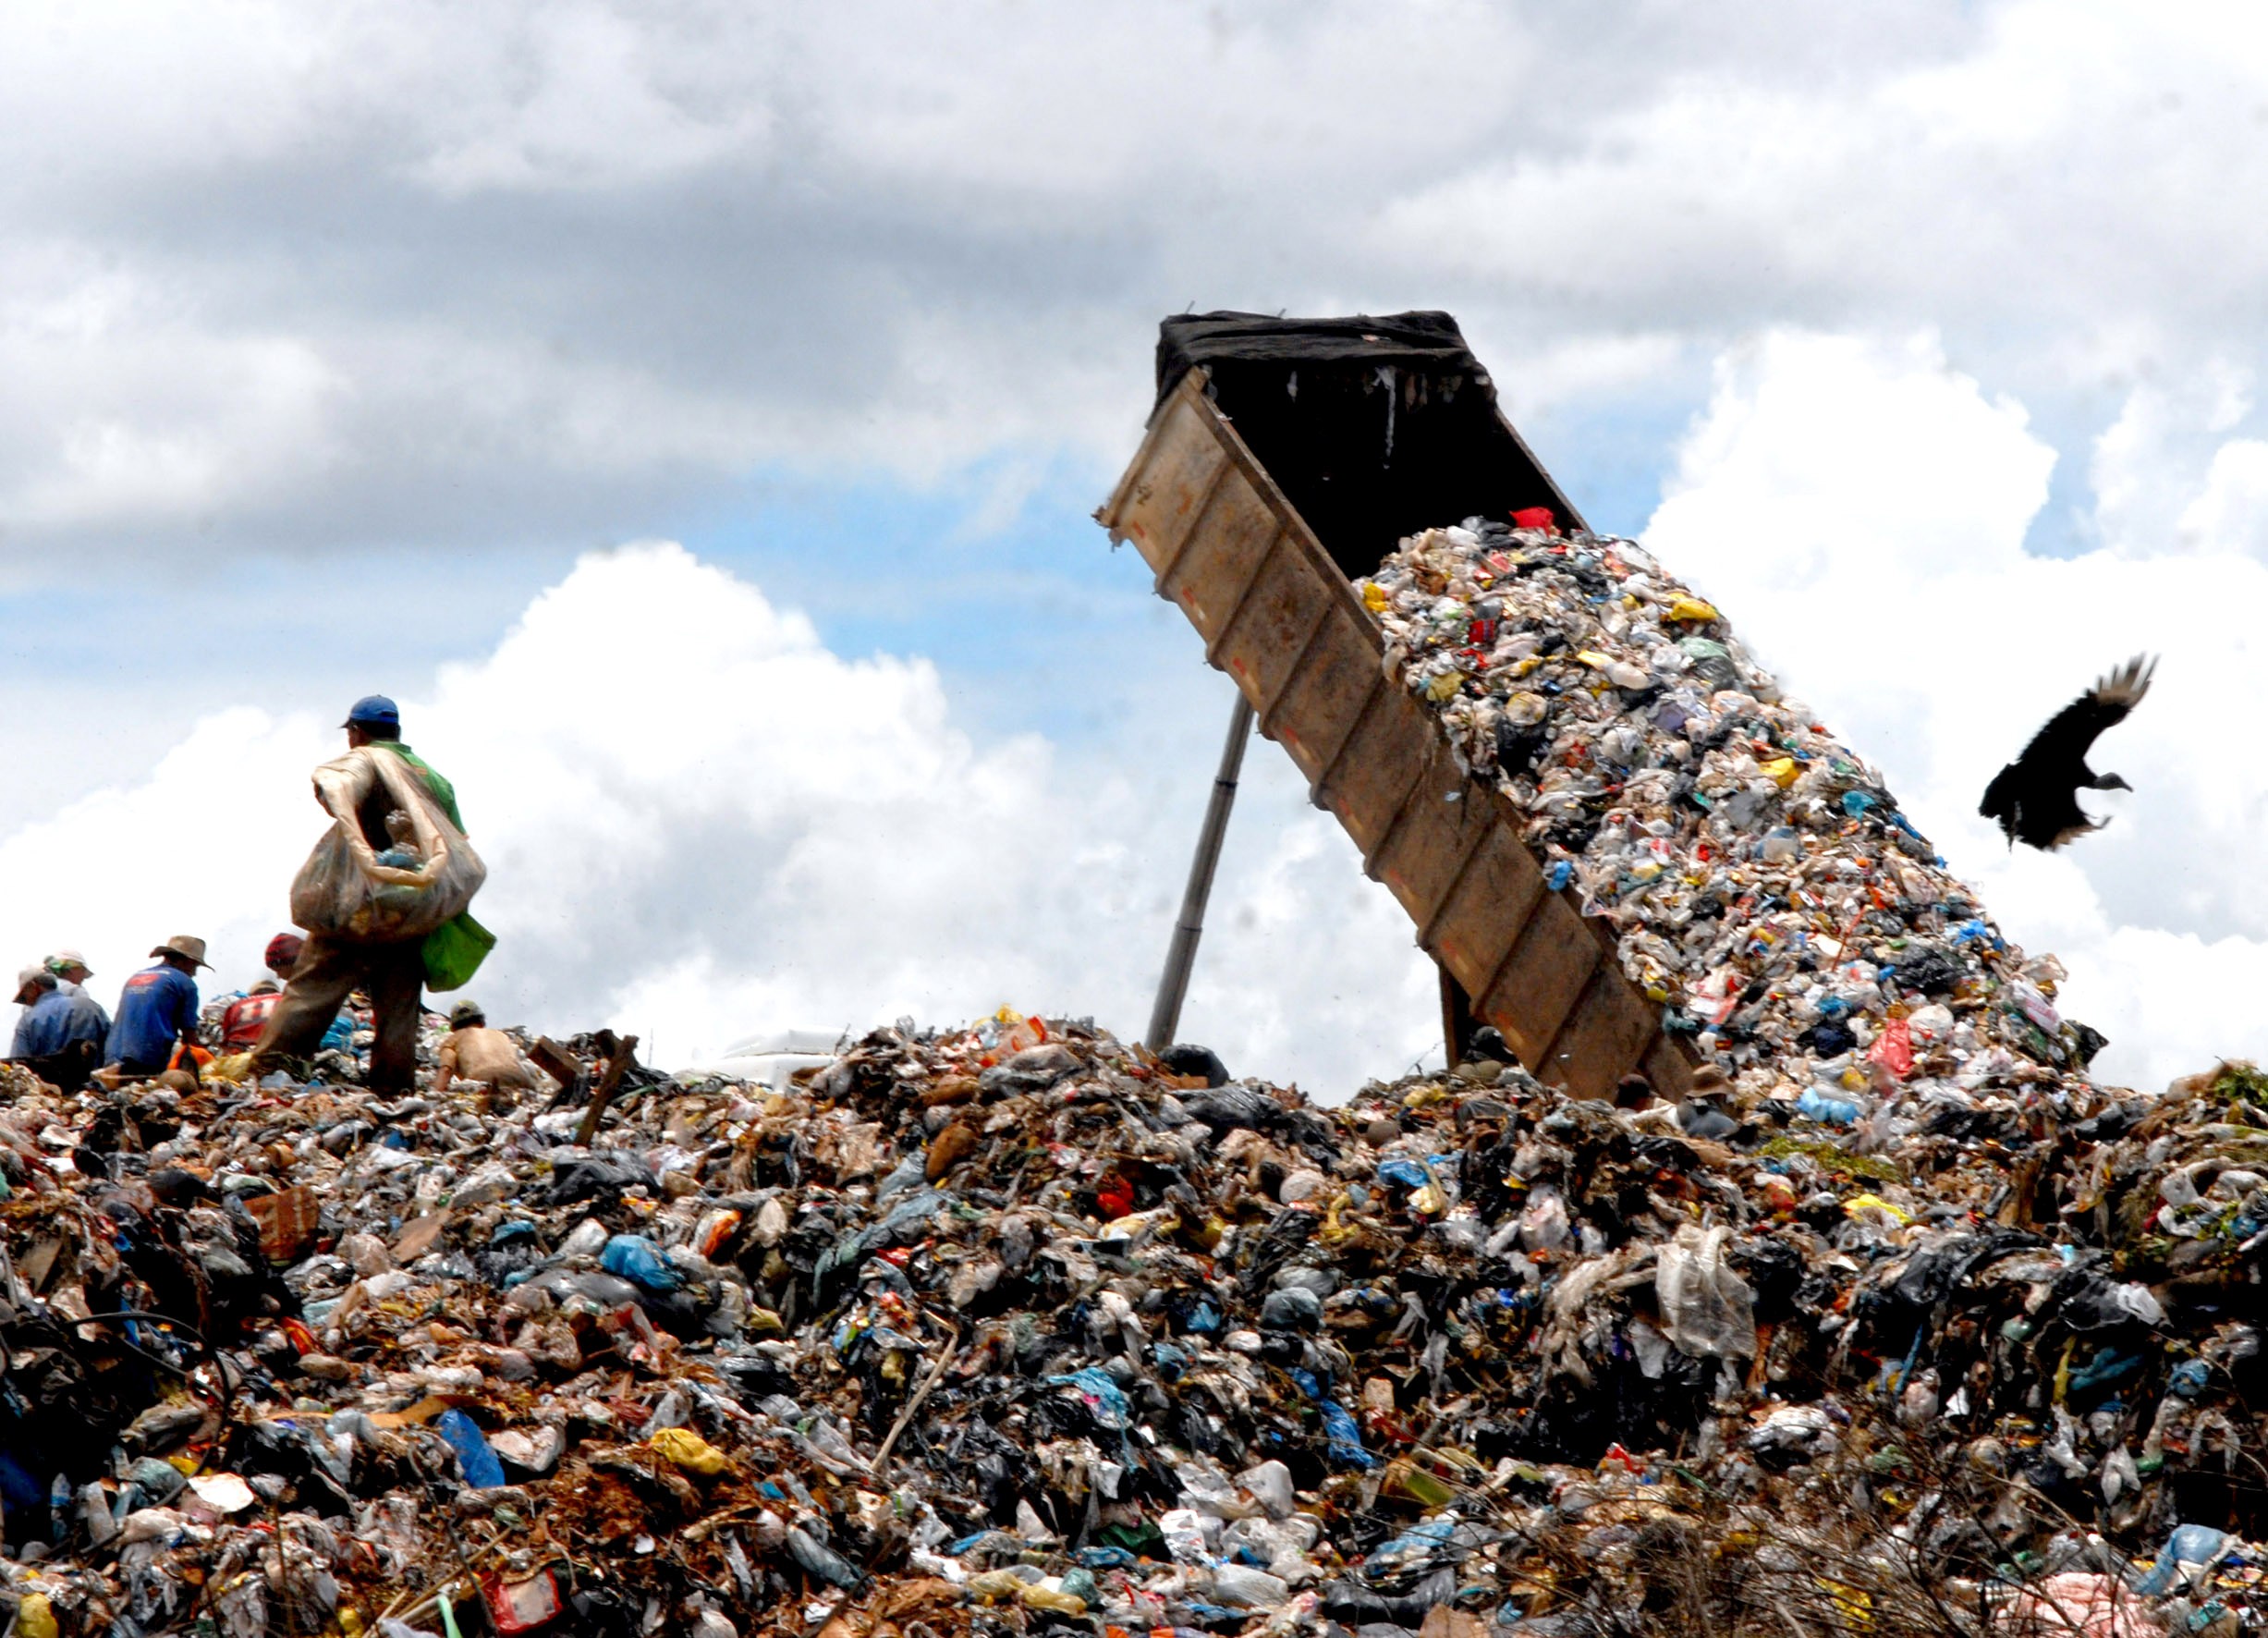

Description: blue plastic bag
[601,1233,683,1293]
[1047,1366,1133,1432]
[2133,1524,2234,1595]
[1293,1367,1376,1470]
[1367,1518,1457,1576]
[1317,1400,1374,1468]
[436,1409,506,1488]
[1798,1086,1861,1125]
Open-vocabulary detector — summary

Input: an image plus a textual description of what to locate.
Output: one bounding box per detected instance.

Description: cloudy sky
[7,0,2268,1094]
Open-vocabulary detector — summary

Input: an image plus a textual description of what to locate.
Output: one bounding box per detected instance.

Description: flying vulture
[1980,654,2156,850]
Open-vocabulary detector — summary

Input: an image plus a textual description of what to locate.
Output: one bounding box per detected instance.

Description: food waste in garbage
[0,519,2258,1635]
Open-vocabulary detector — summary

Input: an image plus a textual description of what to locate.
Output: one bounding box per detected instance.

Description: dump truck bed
[1100,365,1694,1101]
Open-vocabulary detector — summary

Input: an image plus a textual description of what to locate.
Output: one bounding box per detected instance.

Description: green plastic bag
[422,911,495,993]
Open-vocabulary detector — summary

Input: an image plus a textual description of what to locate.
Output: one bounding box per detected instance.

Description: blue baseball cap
[343,694,400,730]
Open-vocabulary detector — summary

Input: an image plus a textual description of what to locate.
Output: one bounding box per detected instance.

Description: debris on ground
[0,986,2260,1636]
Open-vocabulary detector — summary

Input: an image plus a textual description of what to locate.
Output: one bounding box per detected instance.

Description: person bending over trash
[104,935,209,1080]
[434,998,538,1097]
[207,934,360,1065]
[248,694,487,1095]
[209,932,302,1051]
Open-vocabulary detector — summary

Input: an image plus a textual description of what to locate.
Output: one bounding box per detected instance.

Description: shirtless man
[434,999,536,1096]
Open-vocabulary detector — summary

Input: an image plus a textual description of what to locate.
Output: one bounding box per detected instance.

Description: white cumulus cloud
[8,2,2268,562]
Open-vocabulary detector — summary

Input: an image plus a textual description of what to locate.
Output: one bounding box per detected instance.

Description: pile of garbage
[0,983,2260,1637]
[1360,516,2108,1094]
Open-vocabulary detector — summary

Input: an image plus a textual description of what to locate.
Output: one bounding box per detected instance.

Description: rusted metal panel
[1370,743,1494,930]
[1429,827,1545,1003]
[1644,1034,1694,1099]
[1320,689,1430,862]
[1160,481,1280,642]
[1219,537,1336,710]
[1545,972,1662,1103]
[1103,370,1694,1097]
[1481,894,1597,1070]
[1264,607,1380,785]
[1104,397,1231,581]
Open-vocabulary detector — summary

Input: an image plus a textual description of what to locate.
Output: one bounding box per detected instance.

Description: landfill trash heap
[0,532,2260,1638]
[0,968,2260,1638]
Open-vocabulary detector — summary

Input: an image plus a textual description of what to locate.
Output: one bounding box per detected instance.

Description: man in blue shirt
[11,967,59,1053]
[13,965,111,1090]
[106,935,209,1078]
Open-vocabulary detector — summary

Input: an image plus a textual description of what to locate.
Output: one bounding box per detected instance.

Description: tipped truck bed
[1100,366,1694,1101]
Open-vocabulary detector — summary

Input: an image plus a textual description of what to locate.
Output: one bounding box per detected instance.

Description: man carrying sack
[248,695,492,1094]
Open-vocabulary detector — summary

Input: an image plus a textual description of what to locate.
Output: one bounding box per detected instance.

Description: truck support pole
[1145,691,1255,1053]
[1439,965,1477,1070]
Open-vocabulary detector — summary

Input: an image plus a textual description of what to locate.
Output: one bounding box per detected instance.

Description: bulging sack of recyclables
[290,747,485,942]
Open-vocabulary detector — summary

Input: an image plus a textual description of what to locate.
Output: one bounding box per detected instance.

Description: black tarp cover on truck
[1153,311,1584,580]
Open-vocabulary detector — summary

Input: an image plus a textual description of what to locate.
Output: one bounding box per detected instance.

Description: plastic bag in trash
[436,1408,506,1488]
[1653,1223,1756,1361]
[291,746,485,942]
[601,1233,685,1293]
[422,910,496,992]
[2130,1524,2235,1596]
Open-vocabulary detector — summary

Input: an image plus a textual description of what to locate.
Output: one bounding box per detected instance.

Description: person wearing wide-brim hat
[104,935,210,1080]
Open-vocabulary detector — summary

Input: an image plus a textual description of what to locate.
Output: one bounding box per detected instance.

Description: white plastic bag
[1654,1223,1757,1362]
[289,747,485,942]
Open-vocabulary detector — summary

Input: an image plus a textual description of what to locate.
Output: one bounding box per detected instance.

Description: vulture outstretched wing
[2008,654,2155,772]
[1980,654,2155,850]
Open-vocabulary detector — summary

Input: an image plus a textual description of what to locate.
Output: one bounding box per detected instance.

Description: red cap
[265,933,305,973]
